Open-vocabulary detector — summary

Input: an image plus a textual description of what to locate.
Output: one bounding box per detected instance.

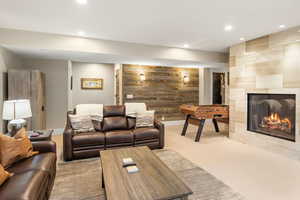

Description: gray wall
[72,62,114,107]
[22,59,68,129]
[0,47,22,131]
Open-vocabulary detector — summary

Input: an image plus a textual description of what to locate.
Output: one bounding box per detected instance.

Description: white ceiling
[1,0,300,53]
[7,46,224,68]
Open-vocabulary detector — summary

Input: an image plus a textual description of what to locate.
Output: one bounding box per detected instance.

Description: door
[31,70,46,130]
[212,72,225,104]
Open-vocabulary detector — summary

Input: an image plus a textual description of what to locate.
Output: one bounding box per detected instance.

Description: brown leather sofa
[0,140,57,200]
[63,105,165,161]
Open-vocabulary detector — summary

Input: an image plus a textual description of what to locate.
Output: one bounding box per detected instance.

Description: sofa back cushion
[103,117,127,131]
[103,105,125,117]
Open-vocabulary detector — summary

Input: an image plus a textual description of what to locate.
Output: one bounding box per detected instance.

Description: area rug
[50,149,244,200]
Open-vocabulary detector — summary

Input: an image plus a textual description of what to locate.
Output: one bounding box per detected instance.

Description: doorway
[212,72,225,104]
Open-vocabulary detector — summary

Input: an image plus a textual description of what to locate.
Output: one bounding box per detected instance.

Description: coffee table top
[100,146,192,200]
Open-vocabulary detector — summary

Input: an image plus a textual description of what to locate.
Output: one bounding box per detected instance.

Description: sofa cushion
[72,132,105,148]
[0,170,49,200]
[133,127,159,141]
[8,153,56,175]
[105,130,133,144]
[103,105,125,117]
[102,117,127,131]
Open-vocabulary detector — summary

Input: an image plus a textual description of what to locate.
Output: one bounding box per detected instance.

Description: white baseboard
[162,120,185,126]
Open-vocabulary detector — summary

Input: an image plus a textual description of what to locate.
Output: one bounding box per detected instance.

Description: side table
[28,129,54,141]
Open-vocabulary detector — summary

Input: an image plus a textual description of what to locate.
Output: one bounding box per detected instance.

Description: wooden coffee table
[100,146,193,200]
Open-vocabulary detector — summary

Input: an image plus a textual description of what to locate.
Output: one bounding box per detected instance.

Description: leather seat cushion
[106,130,133,144]
[0,170,49,200]
[102,117,127,131]
[8,153,56,175]
[72,132,105,148]
[133,127,159,141]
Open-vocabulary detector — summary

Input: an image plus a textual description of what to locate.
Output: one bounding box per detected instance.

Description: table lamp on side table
[2,99,32,136]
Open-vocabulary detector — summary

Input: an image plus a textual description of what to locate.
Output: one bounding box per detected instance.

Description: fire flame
[263,113,292,129]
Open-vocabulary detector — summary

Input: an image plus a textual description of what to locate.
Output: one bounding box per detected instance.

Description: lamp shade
[2,99,32,120]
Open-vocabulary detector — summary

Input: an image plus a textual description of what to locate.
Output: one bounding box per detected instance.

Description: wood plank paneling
[123,65,199,121]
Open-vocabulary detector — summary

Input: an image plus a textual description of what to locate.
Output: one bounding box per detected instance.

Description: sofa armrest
[63,128,74,161]
[154,119,165,148]
[32,140,57,153]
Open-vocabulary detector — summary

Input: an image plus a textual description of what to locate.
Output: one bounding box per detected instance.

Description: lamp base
[8,119,26,136]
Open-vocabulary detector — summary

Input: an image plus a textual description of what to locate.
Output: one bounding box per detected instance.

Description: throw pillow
[135,110,155,128]
[69,114,95,134]
[90,115,103,131]
[0,164,12,186]
[0,128,39,169]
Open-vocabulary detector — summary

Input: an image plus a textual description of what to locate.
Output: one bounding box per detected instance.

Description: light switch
[127,94,134,99]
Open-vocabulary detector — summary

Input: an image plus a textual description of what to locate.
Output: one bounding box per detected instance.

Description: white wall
[72,62,115,107]
[22,58,68,129]
[0,47,22,131]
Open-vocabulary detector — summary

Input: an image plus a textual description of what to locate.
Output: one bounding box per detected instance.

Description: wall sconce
[182,71,189,84]
[140,73,146,81]
[183,75,189,84]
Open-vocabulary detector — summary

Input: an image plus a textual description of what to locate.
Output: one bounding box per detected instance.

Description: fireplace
[247,93,296,142]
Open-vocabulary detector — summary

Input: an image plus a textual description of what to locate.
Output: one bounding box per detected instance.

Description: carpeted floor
[50,149,244,200]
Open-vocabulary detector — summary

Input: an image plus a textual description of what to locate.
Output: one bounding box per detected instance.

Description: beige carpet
[50,149,244,200]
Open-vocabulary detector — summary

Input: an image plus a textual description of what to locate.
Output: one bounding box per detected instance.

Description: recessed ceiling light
[224,25,233,32]
[279,24,286,29]
[77,0,87,5]
[183,44,189,48]
[240,37,245,41]
[78,31,85,36]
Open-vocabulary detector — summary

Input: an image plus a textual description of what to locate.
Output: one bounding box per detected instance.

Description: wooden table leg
[181,115,190,136]
[195,119,205,142]
[212,119,219,132]
[101,168,105,188]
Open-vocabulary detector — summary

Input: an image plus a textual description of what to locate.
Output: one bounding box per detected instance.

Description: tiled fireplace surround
[229,26,300,160]
[230,88,300,160]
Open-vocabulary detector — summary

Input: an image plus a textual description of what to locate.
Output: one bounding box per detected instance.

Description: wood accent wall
[229,25,300,159]
[122,65,199,121]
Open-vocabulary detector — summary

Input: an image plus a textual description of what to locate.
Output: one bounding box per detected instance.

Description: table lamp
[2,99,32,136]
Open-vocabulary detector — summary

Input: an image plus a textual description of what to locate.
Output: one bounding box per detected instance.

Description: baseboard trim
[162,120,185,126]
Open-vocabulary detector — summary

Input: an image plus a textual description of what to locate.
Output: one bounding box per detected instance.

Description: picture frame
[81,78,103,89]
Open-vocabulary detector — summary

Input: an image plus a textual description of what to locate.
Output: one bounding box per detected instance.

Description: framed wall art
[81,78,103,89]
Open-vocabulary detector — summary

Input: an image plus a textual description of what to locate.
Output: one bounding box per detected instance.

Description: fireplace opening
[247,93,296,142]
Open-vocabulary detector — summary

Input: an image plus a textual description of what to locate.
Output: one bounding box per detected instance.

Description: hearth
[247,93,296,142]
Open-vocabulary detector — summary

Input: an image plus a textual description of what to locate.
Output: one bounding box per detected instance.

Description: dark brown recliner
[0,140,57,200]
[63,105,164,161]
